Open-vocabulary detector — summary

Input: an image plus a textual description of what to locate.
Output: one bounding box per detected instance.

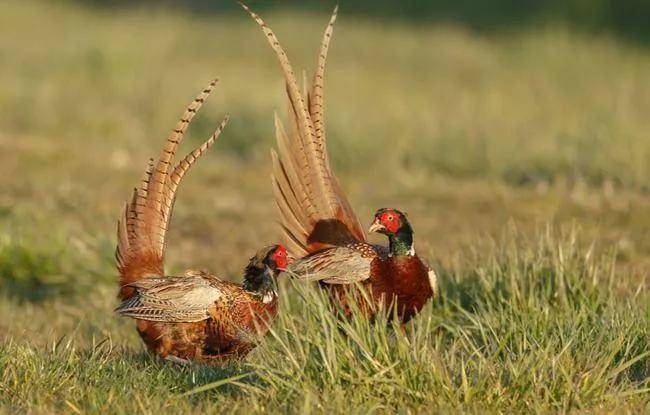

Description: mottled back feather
[115,274,232,322]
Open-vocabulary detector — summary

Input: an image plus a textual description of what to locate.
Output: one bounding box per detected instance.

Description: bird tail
[241,3,366,258]
[116,79,229,299]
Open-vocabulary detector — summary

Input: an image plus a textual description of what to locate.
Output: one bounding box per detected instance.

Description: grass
[1,230,648,413]
[0,0,648,413]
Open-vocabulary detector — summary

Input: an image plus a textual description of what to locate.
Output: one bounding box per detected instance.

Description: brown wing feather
[114,274,235,323]
[241,3,365,257]
[287,245,374,284]
[116,79,230,299]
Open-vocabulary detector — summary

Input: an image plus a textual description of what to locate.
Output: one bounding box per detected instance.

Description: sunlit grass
[1,230,647,413]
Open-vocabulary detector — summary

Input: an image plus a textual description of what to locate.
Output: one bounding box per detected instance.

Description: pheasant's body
[122,272,278,362]
[368,253,434,323]
[307,242,435,322]
[114,79,288,364]
[242,4,438,324]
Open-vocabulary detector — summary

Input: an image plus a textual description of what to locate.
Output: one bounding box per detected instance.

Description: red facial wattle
[380,211,400,234]
[272,245,289,271]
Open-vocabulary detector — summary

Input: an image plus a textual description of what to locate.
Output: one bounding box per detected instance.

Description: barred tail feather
[116,79,229,299]
[242,3,366,256]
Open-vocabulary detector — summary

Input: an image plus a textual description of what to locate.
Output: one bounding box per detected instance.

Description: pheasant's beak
[368,219,385,234]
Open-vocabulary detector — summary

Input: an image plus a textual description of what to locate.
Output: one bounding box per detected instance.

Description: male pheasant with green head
[241,4,437,324]
[114,79,289,364]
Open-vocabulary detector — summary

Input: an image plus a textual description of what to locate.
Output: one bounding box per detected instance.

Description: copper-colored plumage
[115,80,288,363]
[242,4,438,323]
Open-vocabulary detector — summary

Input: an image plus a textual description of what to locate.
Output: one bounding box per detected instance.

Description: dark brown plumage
[114,79,289,364]
[241,5,438,323]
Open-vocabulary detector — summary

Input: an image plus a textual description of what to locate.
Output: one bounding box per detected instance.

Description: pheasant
[114,79,289,364]
[241,5,438,324]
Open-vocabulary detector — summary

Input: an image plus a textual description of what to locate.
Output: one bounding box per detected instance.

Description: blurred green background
[85,0,650,43]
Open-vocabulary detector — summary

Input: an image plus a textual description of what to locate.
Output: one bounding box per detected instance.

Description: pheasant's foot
[165,355,192,366]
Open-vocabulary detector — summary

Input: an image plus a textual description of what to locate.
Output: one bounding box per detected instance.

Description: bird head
[266,244,289,272]
[368,208,412,236]
[248,244,290,275]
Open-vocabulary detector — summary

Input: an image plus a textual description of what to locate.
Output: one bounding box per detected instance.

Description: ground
[0,1,648,413]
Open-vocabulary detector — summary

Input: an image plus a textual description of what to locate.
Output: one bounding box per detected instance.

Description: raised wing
[116,79,229,299]
[287,246,375,285]
[241,4,365,257]
[115,274,234,322]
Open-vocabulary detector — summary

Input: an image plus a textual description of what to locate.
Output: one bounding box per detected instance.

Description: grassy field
[0,1,648,413]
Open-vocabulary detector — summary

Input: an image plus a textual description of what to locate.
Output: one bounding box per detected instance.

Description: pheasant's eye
[387,215,394,221]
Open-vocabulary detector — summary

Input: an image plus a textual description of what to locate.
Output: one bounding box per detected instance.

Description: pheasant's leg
[165,355,192,366]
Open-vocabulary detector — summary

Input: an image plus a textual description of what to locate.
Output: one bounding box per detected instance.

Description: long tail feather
[309,5,338,147]
[116,79,229,299]
[242,3,365,256]
[240,2,335,217]
[159,115,230,252]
